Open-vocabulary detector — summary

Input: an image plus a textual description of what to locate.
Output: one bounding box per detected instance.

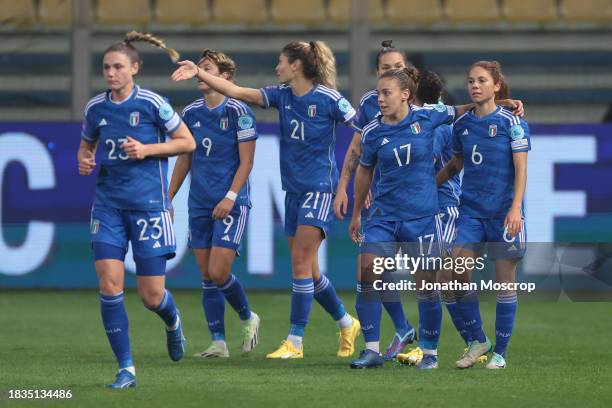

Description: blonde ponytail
[124,31,180,63]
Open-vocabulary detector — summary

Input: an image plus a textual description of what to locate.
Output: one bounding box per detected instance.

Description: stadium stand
[1,0,611,123]
[502,0,559,24]
[38,0,72,28]
[212,0,268,25]
[386,0,443,25]
[0,0,36,27]
[96,0,151,26]
[269,0,327,26]
[154,0,210,26]
[560,0,612,24]
[445,0,501,24]
[328,0,384,24]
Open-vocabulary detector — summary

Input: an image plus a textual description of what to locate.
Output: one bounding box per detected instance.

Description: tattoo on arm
[342,149,360,181]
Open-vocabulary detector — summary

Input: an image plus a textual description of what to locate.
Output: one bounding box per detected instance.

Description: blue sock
[494,292,518,357]
[289,278,314,337]
[458,290,486,343]
[148,289,178,328]
[417,290,442,350]
[218,274,251,321]
[100,292,132,369]
[381,271,412,336]
[441,291,472,345]
[313,275,346,321]
[202,280,225,341]
[355,281,382,343]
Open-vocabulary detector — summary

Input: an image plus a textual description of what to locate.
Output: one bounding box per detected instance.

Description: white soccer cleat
[193,341,229,358]
[486,352,506,369]
[456,338,492,369]
[242,312,260,353]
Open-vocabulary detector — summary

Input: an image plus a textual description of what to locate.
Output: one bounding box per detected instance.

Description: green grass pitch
[1,290,611,407]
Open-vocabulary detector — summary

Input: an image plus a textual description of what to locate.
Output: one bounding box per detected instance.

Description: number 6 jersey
[452,106,531,219]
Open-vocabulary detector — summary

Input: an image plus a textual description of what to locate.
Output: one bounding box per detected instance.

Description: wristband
[225,191,237,201]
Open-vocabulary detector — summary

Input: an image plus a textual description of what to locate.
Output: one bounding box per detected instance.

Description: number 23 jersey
[81,85,182,211]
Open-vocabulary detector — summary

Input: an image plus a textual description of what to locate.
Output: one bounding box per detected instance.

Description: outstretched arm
[172,60,264,107]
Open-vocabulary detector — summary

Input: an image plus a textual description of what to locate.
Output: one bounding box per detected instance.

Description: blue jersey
[433,124,462,208]
[81,85,182,211]
[260,84,356,193]
[182,97,257,210]
[452,106,531,219]
[356,90,382,193]
[355,90,379,130]
[360,104,456,221]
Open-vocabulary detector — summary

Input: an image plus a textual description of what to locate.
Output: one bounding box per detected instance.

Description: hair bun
[381,39,393,48]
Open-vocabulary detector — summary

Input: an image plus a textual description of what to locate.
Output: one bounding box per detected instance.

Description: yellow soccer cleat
[397,347,423,366]
[337,315,361,357]
[266,340,303,359]
[462,347,489,363]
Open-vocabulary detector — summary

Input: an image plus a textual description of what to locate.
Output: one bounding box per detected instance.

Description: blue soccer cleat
[106,369,137,389]
[383,327,416,361]
[417,354,438,370]
[166,311,186,362]
[350,349,384,369]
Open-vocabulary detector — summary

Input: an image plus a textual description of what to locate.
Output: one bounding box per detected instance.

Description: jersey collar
[469,105,502,121]
[106,84,139,105]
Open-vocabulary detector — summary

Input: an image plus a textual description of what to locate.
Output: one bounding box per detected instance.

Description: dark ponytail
[375,39,407,70]
[379,67,420,103]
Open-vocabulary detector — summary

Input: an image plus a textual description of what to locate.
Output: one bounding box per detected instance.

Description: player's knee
[98,274,122,294]
[139,287,164,309]
[208,268,228,285]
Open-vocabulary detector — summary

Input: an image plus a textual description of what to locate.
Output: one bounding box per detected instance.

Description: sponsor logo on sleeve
[510,124,525,140]
[238,115,254,130]
[338,98,351,113]
[159,102,175,121]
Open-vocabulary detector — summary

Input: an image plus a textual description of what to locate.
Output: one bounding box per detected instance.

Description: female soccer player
[436,61,530,369]
[348,67,471,369]
[168,49,260,359]
[348,67,523,369]
[171,41,360,359]
[78,32,195,388]
[334,40,417,361]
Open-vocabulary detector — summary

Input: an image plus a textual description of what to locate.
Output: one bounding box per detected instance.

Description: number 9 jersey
[81,85,182,211]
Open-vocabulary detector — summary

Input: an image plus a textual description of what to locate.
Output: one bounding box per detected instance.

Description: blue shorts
[361,214,443,259]
[454,215,526,260]
[439,206,460,249]
[189,205,249,253]
[90,205,176,260]
[284,192,334,238]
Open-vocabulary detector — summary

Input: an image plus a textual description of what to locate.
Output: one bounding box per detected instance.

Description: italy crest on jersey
[129,111,139,127]
[308,104,317,118]
[410,122,421,135]
[91,219,100,234]
[488,124,497,137]
[220,117,229,130]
